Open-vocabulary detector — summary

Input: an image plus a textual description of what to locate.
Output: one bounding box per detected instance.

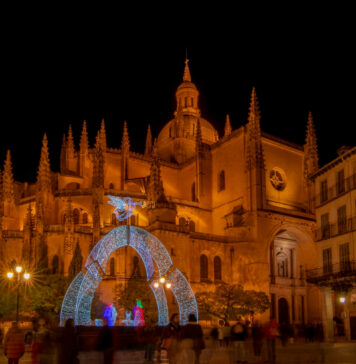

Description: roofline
[311,145,356,179]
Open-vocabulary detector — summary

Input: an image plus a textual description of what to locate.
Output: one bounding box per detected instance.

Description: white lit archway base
[60,225,198,326]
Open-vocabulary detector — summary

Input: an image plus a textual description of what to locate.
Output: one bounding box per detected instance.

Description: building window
[189,220,195,232]
[320,180,328,203]
[337,169,345,194]
[337,205,347,234]
[323,248,332,274]
[109,257,115,276]
[82,213,88,224]
[179,217,186,226]
[276,251,289,277]
[73,209,79,225]
[214,256,222,281]
[321,213,330,239]
[200,254,208,280]
[171,248,175,257]
[184,97,187,107]
[339,243,350,272]
[191,97,194,107]
[112,213,117,226]
[192,182,197,202]
[109,183,114,189]
[218,170,225,191]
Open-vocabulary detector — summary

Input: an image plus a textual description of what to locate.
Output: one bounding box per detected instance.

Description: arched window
[214,256,222,281]
[200,254,208,280]
[112,213,117,225]
[192,182,196,202]
[52,255,59,274]
[191,97,194,107]
[189,220,195,232]
[82,213,88,224]
[73,209,80,224]
[276,251,289,277]
[218,170,225,191]
[110,257,115,276]
[179,217,186,226]
[109,183,114,189]
[184,97,187,107]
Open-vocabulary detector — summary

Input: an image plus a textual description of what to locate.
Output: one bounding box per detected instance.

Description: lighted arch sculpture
[60,225,198,326]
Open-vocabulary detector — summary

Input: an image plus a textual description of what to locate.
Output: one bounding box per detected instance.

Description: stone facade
[0,59,321,325]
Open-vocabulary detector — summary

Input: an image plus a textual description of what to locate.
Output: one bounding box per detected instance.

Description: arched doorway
[60,225,198,326]
[278,297,289,324]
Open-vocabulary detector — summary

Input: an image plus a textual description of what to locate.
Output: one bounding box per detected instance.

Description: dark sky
[1,9,355,182]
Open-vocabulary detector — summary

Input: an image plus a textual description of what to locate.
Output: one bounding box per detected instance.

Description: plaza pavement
[0,342,355,363]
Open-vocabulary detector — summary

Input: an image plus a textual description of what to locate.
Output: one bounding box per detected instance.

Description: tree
[196,283,270,324]
[68,241,83,279]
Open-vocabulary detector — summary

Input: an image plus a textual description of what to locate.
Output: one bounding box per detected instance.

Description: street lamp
[6,266,30,323]
[153,276,172,290]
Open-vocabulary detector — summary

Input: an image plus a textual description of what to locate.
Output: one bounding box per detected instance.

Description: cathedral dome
[156,58,219,164]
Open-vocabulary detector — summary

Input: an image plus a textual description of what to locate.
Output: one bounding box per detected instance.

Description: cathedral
[0,58,321,325]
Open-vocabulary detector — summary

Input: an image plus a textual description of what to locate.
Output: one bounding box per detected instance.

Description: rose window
[270,168,286,191]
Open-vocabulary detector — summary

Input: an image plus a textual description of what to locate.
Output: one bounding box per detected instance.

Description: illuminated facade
[0,59,322,325]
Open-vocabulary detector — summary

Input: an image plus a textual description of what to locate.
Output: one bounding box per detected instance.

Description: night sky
[1,11,355,183]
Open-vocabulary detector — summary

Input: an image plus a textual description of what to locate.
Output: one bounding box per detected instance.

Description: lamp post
[153,276,172,290]
[6,266,30,323]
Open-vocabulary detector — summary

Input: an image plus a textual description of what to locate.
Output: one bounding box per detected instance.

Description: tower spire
[147,139,166,203]
[183,57,192,82]
[67,125,75,158]
[2,150,15,203]
[224,114,232,137]
[80,120,89,153]
[37,134,51,193]
[246,87,264,171]
[304,111,319,177]
[144,124,153,156]
[100,118,107,151]
[93,131,104,188]
[121,120,130,155]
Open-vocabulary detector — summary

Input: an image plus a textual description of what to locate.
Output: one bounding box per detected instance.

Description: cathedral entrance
[60,224,198,326]
[278,297,289,324]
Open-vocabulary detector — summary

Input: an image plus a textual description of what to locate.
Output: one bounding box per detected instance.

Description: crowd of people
[0,316,326,364]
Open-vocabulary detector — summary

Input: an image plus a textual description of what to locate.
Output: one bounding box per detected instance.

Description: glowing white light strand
[60,223,198,326]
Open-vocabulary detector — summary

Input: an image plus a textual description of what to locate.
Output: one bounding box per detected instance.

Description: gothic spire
[2,150,15,203]
[144,124,153,156]
[80,120,89,153]
[304,112,319,177]
[37,134,51,193]
[100,118,107,151]
[224,114,232,137]
[93,131,104,188]
[245,88,265,171]
[147,139,166,203]
[67,125,75,158]
[183,57,192,82]
[60,134,66,172]
[121,120,130,155]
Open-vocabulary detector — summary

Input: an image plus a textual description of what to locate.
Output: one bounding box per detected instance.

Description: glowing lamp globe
[159,277,166,284]
[153,282,159,288]
[24,273,30,280]
[166,282,172,289]
[7,272,14,279]
[16,266,22,273]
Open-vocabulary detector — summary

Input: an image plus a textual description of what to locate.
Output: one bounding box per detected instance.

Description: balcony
[316,173,356,207]
[314,216,356,241]
[306,261,356,289]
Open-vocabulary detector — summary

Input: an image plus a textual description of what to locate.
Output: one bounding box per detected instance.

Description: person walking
[252,320,263,359]
[58,318,78,364]
[179,314,204,364]
[265,319,278,364]
[4,322,25,364]
[161,313,180,364]
[231,320,247,363]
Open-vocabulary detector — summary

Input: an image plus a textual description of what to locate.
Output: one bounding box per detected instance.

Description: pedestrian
[179,314,204,364]
[265,318,278,364]
[223,321,231,347]
[58,318,78,364]
[97,318,114,364]
[252,320,263,358]
[216,320,224,347]
[161,313,180,364]
[4,321,25,364]
[144,321,159,363]
[279,321,289,347]
[231,319,247,363]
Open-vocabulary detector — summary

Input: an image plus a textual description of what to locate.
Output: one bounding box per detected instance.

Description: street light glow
[159,277,165,284]
[15,266,22,273]
[166,282,172,289]
[153,282,159,288]
[340,297,346,303]
[24,273,30,280]
[7,272,14,279]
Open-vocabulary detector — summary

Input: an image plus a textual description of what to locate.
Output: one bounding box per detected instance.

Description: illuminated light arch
[60,225,198,326]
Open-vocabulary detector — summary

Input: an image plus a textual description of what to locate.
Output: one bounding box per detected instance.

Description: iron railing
[314,216,356,241]
[306,260,356,286]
